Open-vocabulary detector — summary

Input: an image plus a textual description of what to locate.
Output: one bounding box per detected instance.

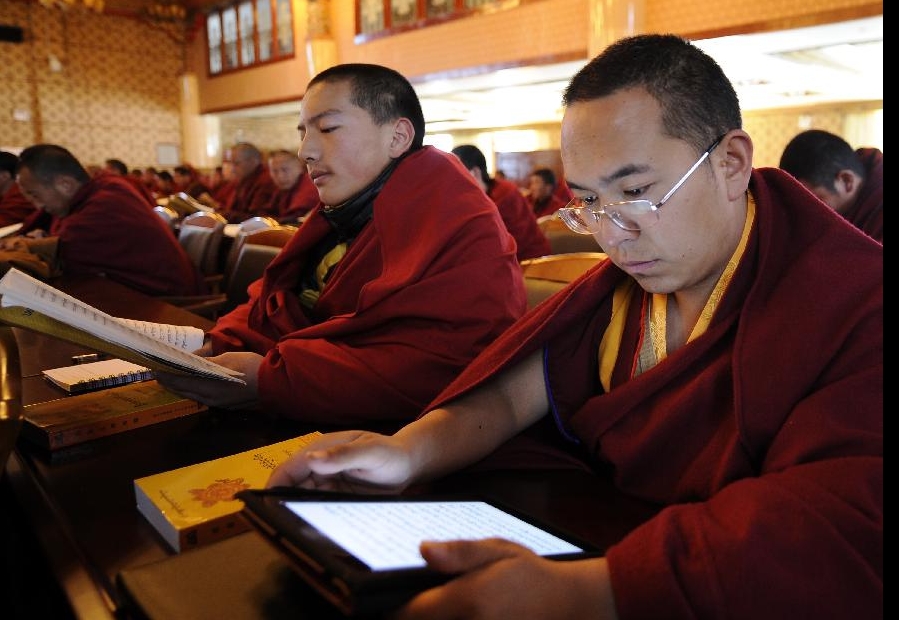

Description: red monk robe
[209,146,527,426]
[488,176,551,260]
[426,167,882,620]
[221,164,278,223]
[844,147,882,243]
[50,174,206,295]
[529,191,567,219]
[271,172,319,224]
[0,182,39,227]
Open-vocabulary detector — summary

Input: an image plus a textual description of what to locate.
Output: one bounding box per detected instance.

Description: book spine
[69,369,155,393]
[178,512,251,553]
[45,400,205,450]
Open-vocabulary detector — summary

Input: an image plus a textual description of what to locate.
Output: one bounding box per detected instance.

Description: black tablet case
[116,532,355,620]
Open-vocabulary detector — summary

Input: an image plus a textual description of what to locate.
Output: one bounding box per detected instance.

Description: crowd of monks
[2,142,575,242]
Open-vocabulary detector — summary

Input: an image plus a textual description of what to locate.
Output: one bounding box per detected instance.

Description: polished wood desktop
[2,274,659,619]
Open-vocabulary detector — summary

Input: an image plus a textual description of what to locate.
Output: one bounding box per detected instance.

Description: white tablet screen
[284,500,584,570]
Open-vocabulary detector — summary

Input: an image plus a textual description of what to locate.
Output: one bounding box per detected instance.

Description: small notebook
[42,358,154,393]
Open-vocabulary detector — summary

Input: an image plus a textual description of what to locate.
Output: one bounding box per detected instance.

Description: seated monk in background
[267,149,320,224]
[218,142,278,223]
[452,144,552,261]
[0,151,39,227]
[5,144,205,296]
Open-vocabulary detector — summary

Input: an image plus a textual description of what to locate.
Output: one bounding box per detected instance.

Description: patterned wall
[0,0,184,170]
[2,0,882,171]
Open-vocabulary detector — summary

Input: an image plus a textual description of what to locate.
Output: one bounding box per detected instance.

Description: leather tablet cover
[116,532,350,620]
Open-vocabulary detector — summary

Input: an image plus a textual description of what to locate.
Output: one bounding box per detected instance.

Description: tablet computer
[236,487,600,617]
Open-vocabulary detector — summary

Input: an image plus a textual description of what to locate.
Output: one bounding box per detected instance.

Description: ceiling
[415,15,883,132]
[209,14,883,132]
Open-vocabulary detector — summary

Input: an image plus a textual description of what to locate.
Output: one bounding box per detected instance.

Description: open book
[0,268,244,383]
[163,192,216,217]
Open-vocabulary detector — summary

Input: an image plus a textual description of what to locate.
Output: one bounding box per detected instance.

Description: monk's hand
[267,430,414,493]
[155,351,261,410]
[392,540,616,620]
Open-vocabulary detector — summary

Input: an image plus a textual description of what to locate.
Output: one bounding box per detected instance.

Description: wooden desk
[3,275,658,620]
[4,274,224,619]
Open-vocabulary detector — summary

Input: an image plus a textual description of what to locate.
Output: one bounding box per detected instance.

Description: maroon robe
[0,183,39,227]
[843,147,882,243]
[427,168,882,620]
[488,177,551,260]
[121,174,157,208]
[271,173,319,223]
[221,164,278,223]
[50,174,205,295]
[211,179,236,209]
[529,192,567,219]
[209,146,527,427]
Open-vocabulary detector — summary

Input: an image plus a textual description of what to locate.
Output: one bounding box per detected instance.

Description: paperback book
[134,432,322,553]
[22,380,208,450]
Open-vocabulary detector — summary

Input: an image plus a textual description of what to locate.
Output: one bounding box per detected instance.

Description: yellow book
[134,432,321,553]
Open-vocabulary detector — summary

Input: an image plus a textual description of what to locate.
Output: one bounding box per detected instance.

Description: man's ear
[53,175,80,199]
[387,118,415,157]
[835,169,861,199]
[717,130,753,201]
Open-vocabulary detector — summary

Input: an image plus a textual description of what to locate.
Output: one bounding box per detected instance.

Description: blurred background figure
[173,164,211,199]
[7,144,205,295]
[218,142,277,223]
[103,157,156,207]
[779,129,882,243]
[154,170,175,197]
[267,149,319,224]
[452,144,551,261]
[527,167,567,218]
[103,158,129,176]
[0,151,39,228]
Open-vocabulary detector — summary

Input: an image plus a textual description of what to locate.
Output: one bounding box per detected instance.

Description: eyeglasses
[557,135,725,234]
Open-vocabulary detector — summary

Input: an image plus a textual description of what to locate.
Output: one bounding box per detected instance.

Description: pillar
[587,0,645,58]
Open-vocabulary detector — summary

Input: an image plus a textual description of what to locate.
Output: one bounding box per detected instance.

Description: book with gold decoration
[134,432,322,553]
[22,380,207,450]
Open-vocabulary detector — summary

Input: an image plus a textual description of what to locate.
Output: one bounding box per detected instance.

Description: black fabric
[297,158,402,314]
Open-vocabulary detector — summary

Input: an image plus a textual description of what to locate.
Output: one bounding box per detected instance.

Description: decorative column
[179,72,215,169]
[587,0,645,58]
[305,0,337,78]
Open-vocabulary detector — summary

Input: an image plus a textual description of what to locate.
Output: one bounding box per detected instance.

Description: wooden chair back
[223,243,283,311]
[520,251,608,309]
[164,224,296,320]
[537,215,604,254]
[152,205,179,230]
[222,216,280,282]
[242,225,297,248]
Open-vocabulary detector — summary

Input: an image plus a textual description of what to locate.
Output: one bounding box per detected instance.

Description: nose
[298,134,318,163]
[592,219,638,250]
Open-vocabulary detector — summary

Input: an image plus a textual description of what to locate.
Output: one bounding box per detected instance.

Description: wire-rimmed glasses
[557,135,725,234]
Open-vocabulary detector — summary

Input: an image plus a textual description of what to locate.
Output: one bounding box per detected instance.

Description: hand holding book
[0,268,244,384]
